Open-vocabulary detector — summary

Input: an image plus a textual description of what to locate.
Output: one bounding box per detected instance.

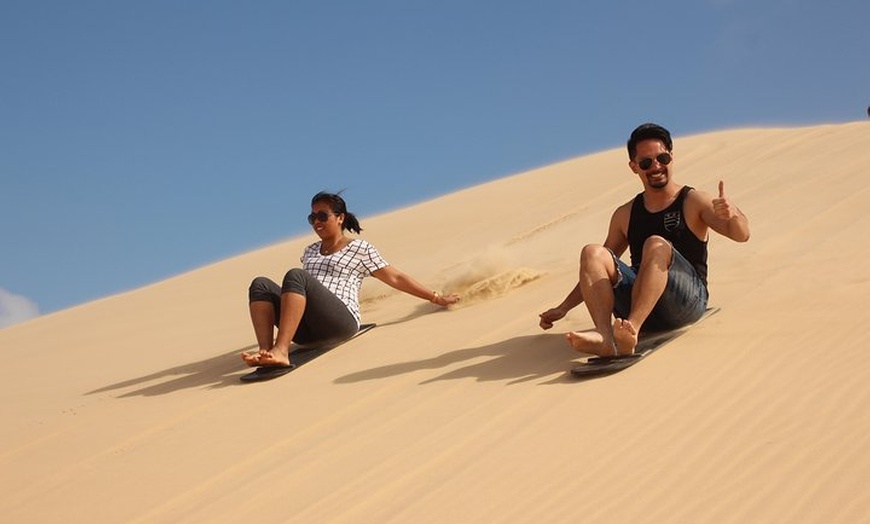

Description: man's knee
[579,244,610,266]
[579,244,618,284]
[641,236,672,265]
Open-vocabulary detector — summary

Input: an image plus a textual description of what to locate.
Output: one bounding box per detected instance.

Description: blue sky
[1,0,867,327]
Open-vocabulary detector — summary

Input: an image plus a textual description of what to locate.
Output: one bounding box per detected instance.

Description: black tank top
[628,186,708,287]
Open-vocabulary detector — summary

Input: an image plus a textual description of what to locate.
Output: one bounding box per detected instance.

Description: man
[539,123,750,356]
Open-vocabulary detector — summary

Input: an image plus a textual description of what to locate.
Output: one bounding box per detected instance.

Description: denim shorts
[610,247,708,332]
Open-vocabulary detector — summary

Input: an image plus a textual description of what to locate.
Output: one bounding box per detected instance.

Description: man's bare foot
[613,318,638,354]
[566,330,618,356]
[240,349,291,368]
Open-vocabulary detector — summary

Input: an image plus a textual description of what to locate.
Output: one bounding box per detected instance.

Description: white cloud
[0,288,40,329]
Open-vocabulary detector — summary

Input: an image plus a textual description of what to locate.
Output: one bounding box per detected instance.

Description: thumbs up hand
[712,180,735,220]
[709,180,750,242]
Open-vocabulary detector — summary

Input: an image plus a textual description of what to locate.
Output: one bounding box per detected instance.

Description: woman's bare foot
[566,330,618,356]
[240,348,291,367]
[612,318,638,354]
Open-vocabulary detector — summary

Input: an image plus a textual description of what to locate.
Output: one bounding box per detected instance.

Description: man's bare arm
[539,204,630,330]
[697,181,750,242]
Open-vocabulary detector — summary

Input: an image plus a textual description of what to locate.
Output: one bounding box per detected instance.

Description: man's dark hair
[627,123,673,159]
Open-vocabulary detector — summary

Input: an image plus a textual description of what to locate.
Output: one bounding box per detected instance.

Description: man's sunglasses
[307,211,334,225]
[637,153,672,171]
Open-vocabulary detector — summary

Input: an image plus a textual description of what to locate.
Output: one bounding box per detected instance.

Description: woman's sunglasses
[637,153,672,171]
[307,211,334,225]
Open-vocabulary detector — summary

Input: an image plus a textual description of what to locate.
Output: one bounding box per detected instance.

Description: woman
[242,191,460,367]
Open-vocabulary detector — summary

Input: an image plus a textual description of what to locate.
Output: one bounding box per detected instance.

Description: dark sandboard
[240,323,377,382]
[570,308,720,379]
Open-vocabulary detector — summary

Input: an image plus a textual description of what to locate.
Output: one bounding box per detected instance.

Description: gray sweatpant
[248,268,359,346]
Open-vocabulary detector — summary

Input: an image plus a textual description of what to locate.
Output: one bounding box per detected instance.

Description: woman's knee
[282,268,309,295]
[249,276,278,302]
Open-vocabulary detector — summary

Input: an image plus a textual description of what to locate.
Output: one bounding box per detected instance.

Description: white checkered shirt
[301,239,389,323]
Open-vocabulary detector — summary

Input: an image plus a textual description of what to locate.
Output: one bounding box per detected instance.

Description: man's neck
[643,183,683,213]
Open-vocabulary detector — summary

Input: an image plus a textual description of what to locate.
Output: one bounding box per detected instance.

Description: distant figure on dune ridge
[539,123,751,356]
[243,191,459,368]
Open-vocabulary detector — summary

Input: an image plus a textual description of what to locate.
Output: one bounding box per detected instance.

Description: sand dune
[2,122,869,523]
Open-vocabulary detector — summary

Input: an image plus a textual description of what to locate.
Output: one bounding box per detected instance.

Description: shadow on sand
[86,305,447,398]
[86,343,259,398]
[335,333,583,386]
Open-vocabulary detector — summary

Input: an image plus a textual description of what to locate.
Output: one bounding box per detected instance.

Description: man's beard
[647,170,668,188]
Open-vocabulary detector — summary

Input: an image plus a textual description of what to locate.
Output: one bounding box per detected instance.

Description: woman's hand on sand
[433,293,460,307]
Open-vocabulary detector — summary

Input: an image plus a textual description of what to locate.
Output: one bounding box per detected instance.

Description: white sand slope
[1,122,869,523]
